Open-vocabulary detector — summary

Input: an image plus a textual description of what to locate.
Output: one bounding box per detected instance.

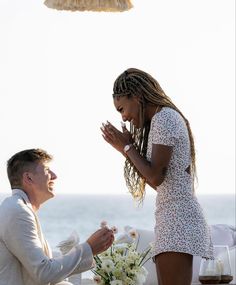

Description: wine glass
[199,258,221,284]
[214,245,233,284]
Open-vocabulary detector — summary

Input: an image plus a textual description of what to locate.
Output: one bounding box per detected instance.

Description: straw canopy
[44,0,133,12]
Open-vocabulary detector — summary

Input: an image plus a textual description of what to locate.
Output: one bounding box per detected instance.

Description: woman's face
[113,96,141,127]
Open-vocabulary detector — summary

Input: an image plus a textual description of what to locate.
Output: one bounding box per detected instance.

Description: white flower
[128,228,138,239]
[112,267,123,279]
[100,220,108,228]
[149,241,155,253]
[113,245,126,255]
[110,280,123,285]
[140,266,148,277]
[92,227,151,285]
[114,233,133,245]
[93,275,102,283]
[111,226,118,234]
[135,272,146,284]
[100,251,111,258]
[101,259,114,273]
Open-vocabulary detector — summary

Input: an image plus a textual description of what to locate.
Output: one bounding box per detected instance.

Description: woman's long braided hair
[113,68,196,202]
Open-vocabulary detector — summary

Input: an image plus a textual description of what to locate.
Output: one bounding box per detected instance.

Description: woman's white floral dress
[146,107,213,259]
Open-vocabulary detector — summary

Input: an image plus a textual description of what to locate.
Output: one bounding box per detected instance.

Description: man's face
[30,161,57,200]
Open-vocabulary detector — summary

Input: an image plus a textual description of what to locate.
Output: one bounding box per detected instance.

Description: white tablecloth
[81,279,94,285]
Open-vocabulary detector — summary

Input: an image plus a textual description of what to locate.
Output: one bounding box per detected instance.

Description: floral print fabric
[146,107,213,259]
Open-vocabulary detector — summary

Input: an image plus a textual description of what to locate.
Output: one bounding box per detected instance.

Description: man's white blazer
[0,189,94,285]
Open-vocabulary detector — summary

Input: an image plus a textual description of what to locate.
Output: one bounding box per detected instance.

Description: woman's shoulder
[151,107,187,135]
[153,107,181,122]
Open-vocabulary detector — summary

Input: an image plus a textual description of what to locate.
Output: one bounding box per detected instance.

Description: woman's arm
[101,122,173,189]
[126,143,172,188]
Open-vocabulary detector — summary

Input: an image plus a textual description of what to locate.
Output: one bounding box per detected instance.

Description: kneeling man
[0,148,114,285]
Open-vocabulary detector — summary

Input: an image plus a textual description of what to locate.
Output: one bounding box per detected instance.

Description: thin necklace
[155,105,162,113]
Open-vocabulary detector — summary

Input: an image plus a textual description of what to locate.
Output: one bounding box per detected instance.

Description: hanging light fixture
[44,0,133,12]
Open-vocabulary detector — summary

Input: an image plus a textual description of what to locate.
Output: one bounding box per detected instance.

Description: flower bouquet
[92,222,152,285]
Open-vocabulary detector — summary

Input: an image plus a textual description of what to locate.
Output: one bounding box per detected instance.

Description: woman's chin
[134,123,141,129]
[131,120,140,128]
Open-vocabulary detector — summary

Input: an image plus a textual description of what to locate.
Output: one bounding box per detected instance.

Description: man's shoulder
[0,194,31,219]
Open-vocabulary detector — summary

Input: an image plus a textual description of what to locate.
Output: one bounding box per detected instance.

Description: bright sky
[0,0,235,195]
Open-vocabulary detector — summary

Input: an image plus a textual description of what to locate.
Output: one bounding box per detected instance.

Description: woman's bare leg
[155,252,193,285]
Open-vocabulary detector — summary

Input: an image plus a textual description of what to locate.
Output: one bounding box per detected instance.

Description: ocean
[0,193,235,251]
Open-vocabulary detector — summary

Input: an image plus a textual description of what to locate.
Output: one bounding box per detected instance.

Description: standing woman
[101,68,213,285]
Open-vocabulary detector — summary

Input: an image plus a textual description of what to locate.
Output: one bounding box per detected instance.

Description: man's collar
[12,188,33,210]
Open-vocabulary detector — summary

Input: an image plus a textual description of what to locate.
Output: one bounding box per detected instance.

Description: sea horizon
[1,193,235,250]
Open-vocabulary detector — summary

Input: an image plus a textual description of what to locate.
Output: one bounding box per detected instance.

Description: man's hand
[86,227,114,256]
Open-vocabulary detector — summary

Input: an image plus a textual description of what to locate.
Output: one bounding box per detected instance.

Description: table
[82,280,236,284]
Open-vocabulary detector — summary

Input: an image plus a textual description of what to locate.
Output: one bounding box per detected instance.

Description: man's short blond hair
[7,149,53,189]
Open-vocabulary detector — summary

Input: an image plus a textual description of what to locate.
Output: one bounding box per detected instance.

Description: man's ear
[22,172,33,185]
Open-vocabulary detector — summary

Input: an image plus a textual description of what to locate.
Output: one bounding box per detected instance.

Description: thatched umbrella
[44,0,133,12]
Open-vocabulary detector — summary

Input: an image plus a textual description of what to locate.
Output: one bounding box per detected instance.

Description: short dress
[146,107,213,259]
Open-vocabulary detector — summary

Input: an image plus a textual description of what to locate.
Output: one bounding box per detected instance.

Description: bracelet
[123,144,133,154]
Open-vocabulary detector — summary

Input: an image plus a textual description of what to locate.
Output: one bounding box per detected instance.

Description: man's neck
[27,192,41,211]
[17,188,41,212]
